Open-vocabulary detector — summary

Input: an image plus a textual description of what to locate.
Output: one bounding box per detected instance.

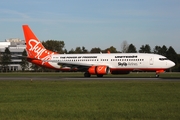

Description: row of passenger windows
[55,59,99,62]
[52,59,144,62]
[111,59,144,61]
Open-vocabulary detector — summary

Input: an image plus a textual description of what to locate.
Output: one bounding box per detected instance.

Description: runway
[0,76,179,81]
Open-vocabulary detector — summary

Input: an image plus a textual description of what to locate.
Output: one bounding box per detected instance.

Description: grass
[0,79,180,120]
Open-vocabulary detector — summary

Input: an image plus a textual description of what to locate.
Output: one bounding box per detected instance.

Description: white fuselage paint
[47,53,175,71]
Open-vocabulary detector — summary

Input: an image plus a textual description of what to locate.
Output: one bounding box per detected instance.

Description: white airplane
[22,25,175,77]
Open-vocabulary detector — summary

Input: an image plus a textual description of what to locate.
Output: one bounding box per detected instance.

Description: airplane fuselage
[47,53,174,73]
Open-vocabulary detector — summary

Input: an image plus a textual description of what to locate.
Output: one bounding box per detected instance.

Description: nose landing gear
[155,74,159,78]
[155,70,165,78]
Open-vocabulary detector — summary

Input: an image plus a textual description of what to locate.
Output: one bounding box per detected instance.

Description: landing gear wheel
[155,74,159,78]
[84,72,91,77]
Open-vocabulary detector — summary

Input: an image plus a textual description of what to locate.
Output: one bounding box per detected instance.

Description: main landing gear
[84,71,91,77]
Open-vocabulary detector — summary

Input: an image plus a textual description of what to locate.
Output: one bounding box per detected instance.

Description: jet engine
[88,65,109,75]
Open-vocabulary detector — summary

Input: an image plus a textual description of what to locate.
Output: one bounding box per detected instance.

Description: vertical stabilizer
[22,25,55,60]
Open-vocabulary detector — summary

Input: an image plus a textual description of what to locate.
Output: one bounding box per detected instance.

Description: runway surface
[0,76,179,81]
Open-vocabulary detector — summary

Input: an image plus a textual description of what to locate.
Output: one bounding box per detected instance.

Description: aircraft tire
[84,72,91,77]
[155,74,159,78]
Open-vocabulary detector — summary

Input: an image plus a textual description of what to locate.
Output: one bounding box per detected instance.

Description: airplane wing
[47,60,103,70]
[57,61,94,67]
[56,61,95,71]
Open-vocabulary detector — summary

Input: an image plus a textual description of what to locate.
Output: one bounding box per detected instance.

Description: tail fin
[22,25,55,60]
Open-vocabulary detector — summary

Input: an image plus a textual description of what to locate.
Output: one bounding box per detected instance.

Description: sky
[0,0,180,53]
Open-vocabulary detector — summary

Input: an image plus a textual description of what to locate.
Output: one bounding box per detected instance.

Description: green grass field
[0,73,180,120]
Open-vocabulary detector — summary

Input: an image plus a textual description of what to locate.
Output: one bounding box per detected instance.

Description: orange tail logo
[22,25,56,64]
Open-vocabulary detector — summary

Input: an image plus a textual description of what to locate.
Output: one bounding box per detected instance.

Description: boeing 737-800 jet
[22,25,175,77]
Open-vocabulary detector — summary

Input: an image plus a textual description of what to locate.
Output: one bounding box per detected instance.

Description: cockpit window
[159,58,168,60]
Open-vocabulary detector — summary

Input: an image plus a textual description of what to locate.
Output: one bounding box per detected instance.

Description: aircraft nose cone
[172,61,175,67]
[170,61,175,67]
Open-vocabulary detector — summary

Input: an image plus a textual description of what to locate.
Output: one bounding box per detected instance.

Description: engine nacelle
[88,66,109,75]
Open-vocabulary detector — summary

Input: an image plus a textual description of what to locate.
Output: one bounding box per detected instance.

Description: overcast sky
[0,0,180,53]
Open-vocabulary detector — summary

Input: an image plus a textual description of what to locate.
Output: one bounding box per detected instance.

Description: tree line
[0,40,179,72]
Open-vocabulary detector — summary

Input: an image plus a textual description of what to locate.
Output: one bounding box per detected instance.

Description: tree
[153,45,161,54]
[121,40,129,53]
[63,49,68,54]
[82,46,88,53]
[127,44,137,53]
[139,44,151,53]
[178,54,180,72]
[68,48,75,54]
[90,47,101,53]
[139,45,145,53]
[20,49,29,71]
[166,46,178,64]
[161,45,168,56]
[153,45,167,56]
[144,44,151,53]
[166,46,178,71]
[1,48,11,72]
[74,47,83,53]
[103,46,117,53]
[68,46,88,54]
[42,40,65,53]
